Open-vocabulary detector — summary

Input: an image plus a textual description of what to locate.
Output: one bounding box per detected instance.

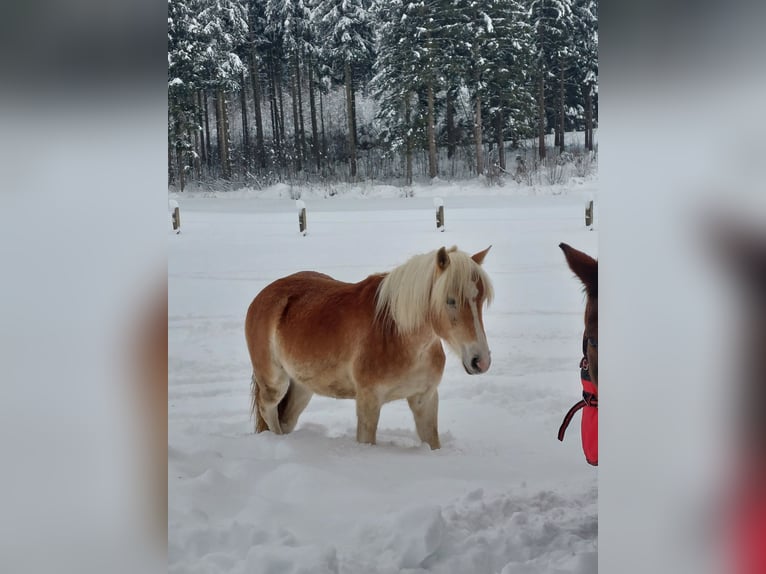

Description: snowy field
[168,183,598,573]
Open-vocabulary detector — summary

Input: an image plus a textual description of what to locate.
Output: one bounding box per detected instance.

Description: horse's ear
[559,243,598,296]
[436,246,451,270]
[471,245,491,265]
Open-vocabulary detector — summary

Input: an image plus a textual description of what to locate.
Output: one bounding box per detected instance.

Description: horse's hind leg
[278,380,313,434]
[407,387,441,450]
[252,375,269,433]
[253,367,290,435]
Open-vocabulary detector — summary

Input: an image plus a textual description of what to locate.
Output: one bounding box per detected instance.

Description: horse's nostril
[471,356,481,371]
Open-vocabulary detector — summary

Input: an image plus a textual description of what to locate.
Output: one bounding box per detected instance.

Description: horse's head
[560,243,598,386]
[431,246,494,375]
[713,223,766,457]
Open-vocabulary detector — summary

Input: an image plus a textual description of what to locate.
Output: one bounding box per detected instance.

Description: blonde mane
[374,246,494,334]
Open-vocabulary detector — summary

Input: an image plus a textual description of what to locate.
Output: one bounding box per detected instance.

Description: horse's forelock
[431,251,494,313]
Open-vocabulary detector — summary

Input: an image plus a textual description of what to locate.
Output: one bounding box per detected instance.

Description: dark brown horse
[245,246,493,449]
[712,223,766,573]
[560,243,598,386]
[558,243,598,465]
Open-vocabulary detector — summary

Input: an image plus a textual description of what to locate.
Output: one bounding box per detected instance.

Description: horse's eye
[447,297,456,307]
[587,337,598,348]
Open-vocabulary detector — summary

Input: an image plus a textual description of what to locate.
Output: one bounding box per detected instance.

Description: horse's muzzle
[464,353,491,375]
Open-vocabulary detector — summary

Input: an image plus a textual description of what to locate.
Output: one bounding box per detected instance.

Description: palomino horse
[245,245,493,449]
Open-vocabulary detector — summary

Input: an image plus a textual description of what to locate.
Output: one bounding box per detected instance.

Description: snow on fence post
[169,199,181,234]
[296,200,307,236]
[433,197,445,232]
[584,197,594,229]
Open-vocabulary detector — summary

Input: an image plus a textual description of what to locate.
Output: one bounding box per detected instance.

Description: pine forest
[168,0,597,190]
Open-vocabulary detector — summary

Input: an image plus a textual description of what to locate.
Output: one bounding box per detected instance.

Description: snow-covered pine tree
[373,0,425,185]
[436,0,490,175]
[168,0,205,189]
[442,0,532,175]
[246,0,268,169]
[255,0,288,169]
[375,0,461,181]
[302,0,323,172]
[466,0,535,172]
[497,1,536,155]
[195,0,248,179]
[433,0,472,168]
[571,0,597,151]
[528,0,573,158]
[314,0,374,179]
[265,0,314,172]
[551,0,575,153]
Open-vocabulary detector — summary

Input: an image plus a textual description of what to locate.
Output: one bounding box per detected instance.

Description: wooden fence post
[585,199,594,229]
[169,200,181,234]
[296,200,307,236]
[434,197,445,232]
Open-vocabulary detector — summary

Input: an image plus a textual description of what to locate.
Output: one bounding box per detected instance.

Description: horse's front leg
[355,389,381,445]
[407,387,440,450]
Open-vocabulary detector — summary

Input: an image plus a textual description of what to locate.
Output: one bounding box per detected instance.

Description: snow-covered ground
[168,181,598,574]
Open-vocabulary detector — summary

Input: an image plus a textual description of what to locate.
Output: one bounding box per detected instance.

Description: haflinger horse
[558,243,598,465]
[245,245,493,450]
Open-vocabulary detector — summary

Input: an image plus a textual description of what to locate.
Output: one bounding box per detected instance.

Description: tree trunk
[168,134,173,186]
[186,123,194,183]
[446,87,456,160]
[558,55,565,154]
[240,71,250,172]
[319,89,327,167]
[197,90,206,169]
[474,90,483,176]
[213,91,221,175]
[272,62,286,169]
[427,80,438,179]
[269,63,280,155]
[177,145,185,191]
[351,82,358,152]
[294,52,306,164]
[249,55,266,169]
[344,60,357,179]
[495,109,505,170]
[203,90,211,170]
[307,57,320,172]
[187,94,200,181]
[192,125,200,180]
[538,73,546,160]
[216,89,231,179]
[405,93,413,186]
[175,109,185,192]
[585,83,593,151]
[277,63,286,148]
[223,92,231,179]
[290,65,302,172]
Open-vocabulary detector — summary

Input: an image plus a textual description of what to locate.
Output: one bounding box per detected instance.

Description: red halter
[558,352,598,466]
[731,461,766,574]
